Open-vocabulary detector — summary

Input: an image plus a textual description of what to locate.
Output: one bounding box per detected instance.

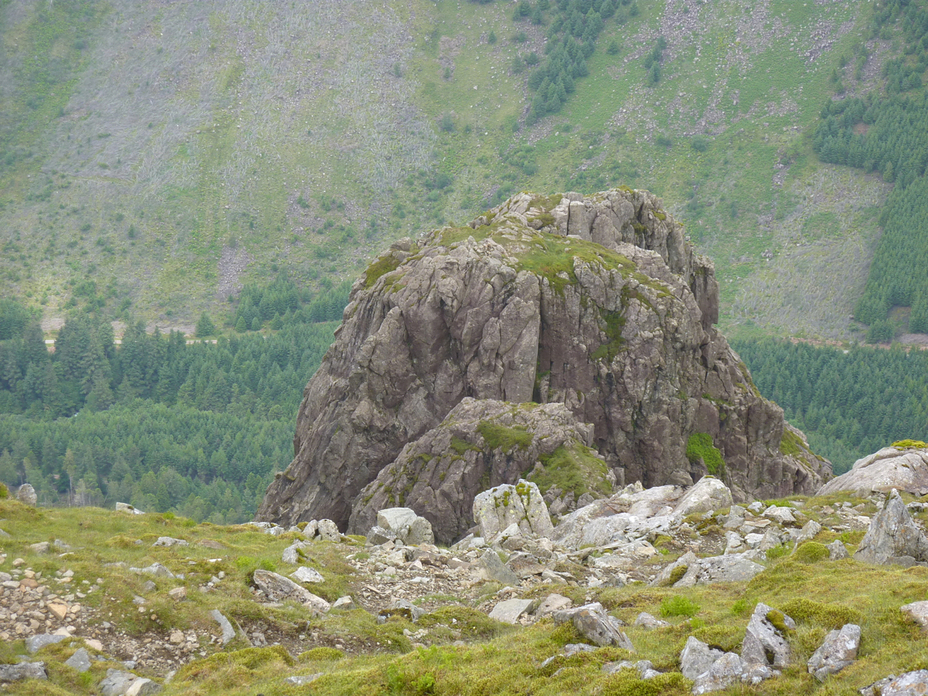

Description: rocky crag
[256,188,830,537]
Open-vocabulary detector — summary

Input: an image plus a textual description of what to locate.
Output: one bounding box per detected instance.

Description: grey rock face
[16,483,37,505]
[741,603,794,669]
[257,188,828,530]
[351,399,606,543]
[473,480,553,542]
[0,661,47,682]
[819,446,928,497]
[807,623,860,681]
[553,603,633,650]
[679,636,725,680]
[854,489,928,565]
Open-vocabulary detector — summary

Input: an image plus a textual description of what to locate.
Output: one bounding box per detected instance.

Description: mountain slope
[0,0,904,339]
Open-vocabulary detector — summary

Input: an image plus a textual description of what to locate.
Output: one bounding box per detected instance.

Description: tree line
[814,0,928,340]
[733,338,928,474]
[0,283,341,522]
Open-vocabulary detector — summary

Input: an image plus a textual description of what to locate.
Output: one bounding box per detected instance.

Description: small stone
[210,610,235,646]
[152,537,188,548]
[534,593,572,618]
[65,648,92,673]
[634,612,669,629]
[285,673,322,686]
[115,502,144,515]
[827,540,849,560]
[331,596,355,611]
[290,567,324,584]
[901,601,928,632]
[47,602,69,620]
[168,587,186,601]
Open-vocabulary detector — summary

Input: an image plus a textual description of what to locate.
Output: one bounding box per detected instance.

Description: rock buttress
[256,188,830,531]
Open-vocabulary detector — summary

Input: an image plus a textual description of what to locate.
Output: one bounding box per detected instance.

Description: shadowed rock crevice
[256,188,830,531]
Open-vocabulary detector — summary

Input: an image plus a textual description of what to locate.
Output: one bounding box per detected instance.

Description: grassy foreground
[1,493,928,695]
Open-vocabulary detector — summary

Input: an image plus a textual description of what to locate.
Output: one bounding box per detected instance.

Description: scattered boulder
[100,669,161,696]
[375,508,434,546]
[634,612,669,629]
[475,549,521,586]
[741,603,794,669]
[315,519,341,542]
[553,603,633,650]
[807,623,861,681]
[290,567,324,584]
[692,652,744,695]
[679,636,725,680]
[901,601,928,632]
[252,570,331,615]
[674,553,765,587]
[115,502,144,515]
[65,648,92,673]
[854,489,928,566]
[473,480,554,542]
[819,446,928,497]
[152,537,188,548]
[602,660,660,679]
[282,541,310,564]
[131,563,176,579]
[534,593,572,619]
[0,662,46,682]
[26,633,66,654]
[672,476,732,517]
[827,540,849,561]
[16,483,37,506]
[489,598,534,624]
[209,610,235,646]
[861,670,928,696]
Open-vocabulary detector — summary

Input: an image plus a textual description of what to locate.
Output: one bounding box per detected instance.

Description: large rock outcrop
[256,188,830,531]
[818,444,928,497]
[348,398,611,543]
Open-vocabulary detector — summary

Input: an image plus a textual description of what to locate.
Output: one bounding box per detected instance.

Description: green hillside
[0,0,911,340]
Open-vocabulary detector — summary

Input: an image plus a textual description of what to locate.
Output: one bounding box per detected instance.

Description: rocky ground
[4,470,928,694]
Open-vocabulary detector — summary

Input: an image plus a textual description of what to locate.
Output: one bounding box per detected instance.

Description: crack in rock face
[255,188,830,534]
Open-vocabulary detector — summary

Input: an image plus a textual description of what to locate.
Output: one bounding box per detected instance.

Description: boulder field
[256,188,830,535]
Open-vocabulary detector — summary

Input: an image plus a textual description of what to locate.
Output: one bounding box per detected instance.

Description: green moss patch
[685,433,726,477]
[363,253,403,289]
[530,441,612,498]
[477,421,533,451]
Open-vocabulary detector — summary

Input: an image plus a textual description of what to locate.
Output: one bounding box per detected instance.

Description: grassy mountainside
[0,0,906,339]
